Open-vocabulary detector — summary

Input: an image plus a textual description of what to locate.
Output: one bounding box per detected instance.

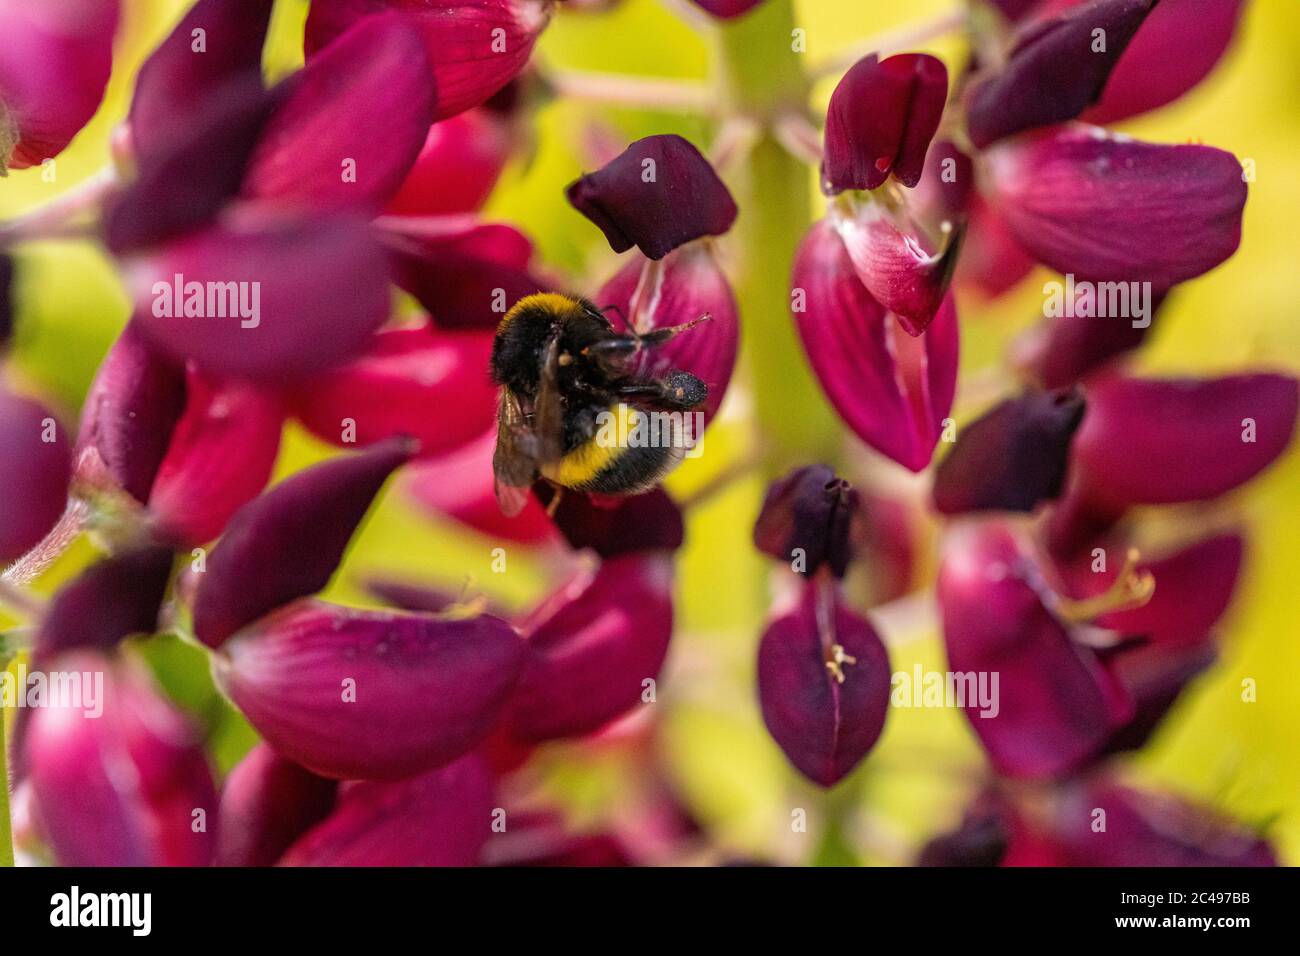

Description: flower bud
[278,754,493,866]
[753,465,858,578]
[686,0,767,18]
[192,437,415,648]
[214,744,337,867]
[26,653,217,866]
[504,554,674,742]
[757,580,891,787]
[966,0,1155,148]
[214,599,525,780]
[306,0,552,122]
[0,389,72,563]
[290,326,496,459]
[792,220,958,472]
[933,389,1086,515]
[567,134,738,260]
[822,53,947,194]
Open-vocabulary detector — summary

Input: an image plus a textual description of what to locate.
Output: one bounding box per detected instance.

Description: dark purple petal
[278,754,493,866]
[289,326,496,457]
[832,198,960,335]
[595,242,739,421]
[305,0,551,122]
[243,13,435,212]
[0,389,72,563]
[125,211,393,382]
[192,438,415,648]
[917,798,1011,866]
[1103,638,1216,753]
[566,134,737,260]
[933,389,1086,514]
[146,370,283,547]
[1070,373,1299,507]
[982,126,1248,288]
[822,53,947,193]
[127,0,274,159]
[792,220,959,472]
[0,253,13,345]
[214,599,524,779]
[74,323,187,504]
[753,464,858,577]
[757,581,891,787]
[107,79,278,253]
[214,743,337,867]
[966,0,1156,148]
[0,1,119,170]
[1084,0,1248,125]
[26,654,217,867]
[1013,290,1165,389]
[533,485,683,558]
[36,547,174,662]
[505,554,674,742]
[938,521,1134,778]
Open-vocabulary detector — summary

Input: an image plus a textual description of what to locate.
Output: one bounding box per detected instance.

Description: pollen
[825,644,858,684]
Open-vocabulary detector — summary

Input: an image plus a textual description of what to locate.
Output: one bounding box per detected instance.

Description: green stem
[0,672,13,867]
[713,1,840,473]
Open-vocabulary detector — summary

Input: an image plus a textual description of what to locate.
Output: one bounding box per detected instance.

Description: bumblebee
[490,292,709,516]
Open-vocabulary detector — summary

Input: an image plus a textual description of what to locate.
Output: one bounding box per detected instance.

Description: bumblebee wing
[493,390,538,517]
[531,336,566,463]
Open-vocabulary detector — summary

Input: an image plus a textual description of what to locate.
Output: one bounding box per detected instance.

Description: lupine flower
[0,388,72,562]
[793,220,958,471]
[25,653,217,867]
[0,0,119,171]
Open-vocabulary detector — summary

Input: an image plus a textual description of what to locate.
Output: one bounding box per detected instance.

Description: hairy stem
[0,166,117,246]
[0,679,13,867]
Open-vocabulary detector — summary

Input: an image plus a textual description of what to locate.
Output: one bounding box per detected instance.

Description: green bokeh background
[3,0,1298,865]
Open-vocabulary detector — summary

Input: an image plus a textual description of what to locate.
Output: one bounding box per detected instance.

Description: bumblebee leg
[615,370,708,411]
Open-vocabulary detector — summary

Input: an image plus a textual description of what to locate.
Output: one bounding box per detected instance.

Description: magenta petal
[75,323,187,504]
[595,243,740,420]
[0,389,72,563]
[146,370,284,548]
[243,14,434,212]
[305,0,550,122]
[381,220,544,330]
[566,134,738,260]
[792,220,958,472]
[127,0,274,159]
[385,106,517,216]
[686,0,767,18]
[938,522,1134,779]
[533,485,684,558]
[822,53,947,193]
[953,197,1036,298]
[1013,292,1162,389]
[1071,373,1300,507]
[966,0,1155,148]
[214,599,524,780]
[26,655,217,867]
[506,554,674,742]
[36,547,173,662]
[933,389,1086,514]
[0,1,119,170]
[108,79,277,254]
[753,465,858,577]
[757,581,891,787]
[214,743,337,867]
[1084,0,1248,125]
[192,438,415,648]
[290,326,497,458]
[278,754,493,866]
[126,212,392,382]
[983,126,1248,288]
[832,199,959,335]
